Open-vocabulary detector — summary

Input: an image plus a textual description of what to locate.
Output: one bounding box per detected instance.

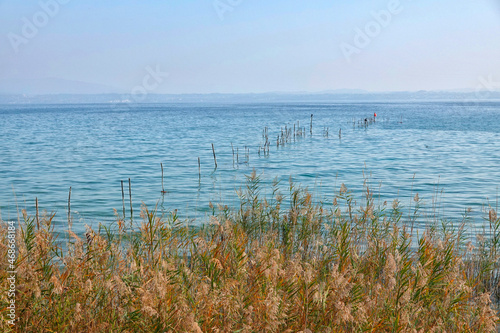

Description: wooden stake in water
[68,186,72,230]
[310,114,313,135]
[339,128,342,139]
[231,143,235,168]
[211,143,217,170]
[128,178,133,220]
[198,157,201,181]
[121,180,126,218]
[161,163,166,194]
[35,197,39,230]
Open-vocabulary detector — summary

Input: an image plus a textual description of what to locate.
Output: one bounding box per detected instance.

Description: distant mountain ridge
[1,90,500,104]
[0,77,499,104]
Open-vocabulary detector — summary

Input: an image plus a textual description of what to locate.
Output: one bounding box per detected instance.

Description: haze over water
[1,101,499,234]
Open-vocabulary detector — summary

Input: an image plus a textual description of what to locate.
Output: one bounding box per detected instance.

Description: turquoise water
[1,101,499,233]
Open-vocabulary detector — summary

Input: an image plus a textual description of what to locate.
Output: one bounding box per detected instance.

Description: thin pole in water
[35,197,39,230]
[121,180,126,218]
[198,157,201,181]
[161,163,166,194]
[211,143,217,170]
[310,114,313,135]
[68,186,72,230]
[128,178,133,220]
[231,143,235,168]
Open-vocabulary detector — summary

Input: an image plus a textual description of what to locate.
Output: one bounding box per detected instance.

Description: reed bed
[1,172,499,332]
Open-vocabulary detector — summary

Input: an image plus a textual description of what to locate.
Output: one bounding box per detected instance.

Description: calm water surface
[1,101,499,234]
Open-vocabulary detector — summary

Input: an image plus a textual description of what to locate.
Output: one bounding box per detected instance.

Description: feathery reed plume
[1,177,498,332]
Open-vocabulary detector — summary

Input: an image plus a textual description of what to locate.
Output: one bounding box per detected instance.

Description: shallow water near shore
[1,101,500,234]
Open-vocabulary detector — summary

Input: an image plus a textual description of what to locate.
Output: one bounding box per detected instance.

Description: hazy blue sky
[1,0,499,93]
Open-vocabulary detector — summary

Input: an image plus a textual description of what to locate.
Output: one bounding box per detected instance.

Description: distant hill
[0,90,500,104]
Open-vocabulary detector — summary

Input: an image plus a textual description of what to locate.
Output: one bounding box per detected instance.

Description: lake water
[1,101,499,234]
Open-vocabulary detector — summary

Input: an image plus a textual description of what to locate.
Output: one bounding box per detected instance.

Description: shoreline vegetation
[1,172,499,332]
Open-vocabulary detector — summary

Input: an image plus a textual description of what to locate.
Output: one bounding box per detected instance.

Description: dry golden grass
[1,173,499,332]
